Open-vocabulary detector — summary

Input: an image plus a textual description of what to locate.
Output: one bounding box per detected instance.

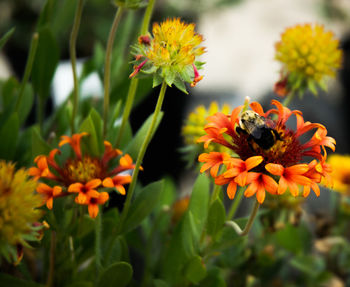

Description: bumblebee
[236,110,281,150]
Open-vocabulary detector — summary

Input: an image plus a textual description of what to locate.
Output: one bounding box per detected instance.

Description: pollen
[182,101,230,148]
[275,23,342,94]
[65,157,102,183]
[0,161,43,263]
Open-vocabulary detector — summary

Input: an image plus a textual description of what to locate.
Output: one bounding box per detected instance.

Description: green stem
[140,0,156,35]
[95,209,102,276]
[15,33,39,112]
[115,0,156,147]
[227,187,244,220]
[282,91,295,107]
[103,7,125,138]
[118,81,167,232]
[46,231,56,287]
[115,77,138,147]
[69,0,85,134]
[225,200,260,236]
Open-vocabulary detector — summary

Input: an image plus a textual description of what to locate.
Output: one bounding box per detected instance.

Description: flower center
[65,157,102,184]
[233,126,303,170]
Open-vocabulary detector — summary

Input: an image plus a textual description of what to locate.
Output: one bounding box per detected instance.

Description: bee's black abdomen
[253,127,276,150]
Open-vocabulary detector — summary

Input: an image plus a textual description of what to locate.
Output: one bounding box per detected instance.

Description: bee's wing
[250,126,263,139]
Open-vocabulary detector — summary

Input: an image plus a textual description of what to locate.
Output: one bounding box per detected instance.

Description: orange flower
[83,191,109,218]
[244,172,278,203]
[59,132,88,159]
[36,183,62,209]
[265,164,311,196]
[198,152,231,177]
[68,179,101,204]
[103,175,132,195]
[29,156,56,180]
[198,99,335,203]
[31,134,136,218]
[212,156,263,199]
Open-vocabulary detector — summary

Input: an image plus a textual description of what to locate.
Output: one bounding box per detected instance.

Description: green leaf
[66,282,93,287]
[79,113,100,157]
[36,0,56,29]
[97,262,133,287]
[274,223,311,254]
[184,255,207,284]
[153,72,163,88]
[17,83,34,125]
[153,279,169,287]
[164,68,176,86]
[0,273,43,287]
[0,113,19,160]
[173,76,188,94]
[122,180,164,233]
[88,108,103,153]
[179,65,194,83]
[187,173,210,243]
[1,77,19,110]
[31,126,51,158]
[0,27,15,51]
[181,211,196,257]
[207,199,226,238]
[124,111,163,159]
[32,27,59,101]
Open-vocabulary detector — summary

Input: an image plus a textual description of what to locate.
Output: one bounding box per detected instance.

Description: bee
[236,110,281,150]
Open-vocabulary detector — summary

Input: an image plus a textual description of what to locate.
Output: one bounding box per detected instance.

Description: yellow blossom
[0,161,43,263]
[275,23,342,95]
[182,101,230,146]
[130,18,206,92]
[327,154,350,194]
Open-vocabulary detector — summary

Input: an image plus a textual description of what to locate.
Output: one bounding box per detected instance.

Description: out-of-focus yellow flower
[275,23,342,96]
[0,161,43,263]
[182,102,230,147]
[130,18,206,93]
[327,154,350,194]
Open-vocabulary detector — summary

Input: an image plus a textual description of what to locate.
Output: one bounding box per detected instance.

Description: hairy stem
[227,187,244,220]
[225,200,260,236]
[115,0,156,147]
[118,81,167,233]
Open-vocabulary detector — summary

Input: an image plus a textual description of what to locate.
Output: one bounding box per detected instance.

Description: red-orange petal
[265,163,284,176]
[262,174,278,195]
[102,177,114,188]
[256,185,266,204]
[245,156,263,170]
[96,192,109,204]
[116,185,126,195]
[88,204,99,218]
[227,181,237,200]
[86,179,102,190]
[277,176,288,195]
[68,183,84,193]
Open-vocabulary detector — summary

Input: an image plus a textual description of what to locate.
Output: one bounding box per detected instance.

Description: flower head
[30,133,136,218]
[0,161,43,263]
[275,23,342,96]
[182,101,231,147]
[198,100,335,204]
[327,154,350,194]
[129,18,206,93]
